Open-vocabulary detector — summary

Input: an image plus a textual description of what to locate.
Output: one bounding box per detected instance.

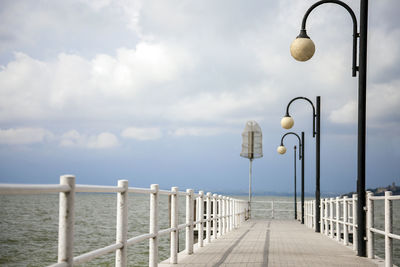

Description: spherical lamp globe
[277,146,287,155]
[290,37,315,62]
[281,116,294,129]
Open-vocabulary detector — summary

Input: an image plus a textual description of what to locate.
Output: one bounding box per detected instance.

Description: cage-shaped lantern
[240,120,263,159]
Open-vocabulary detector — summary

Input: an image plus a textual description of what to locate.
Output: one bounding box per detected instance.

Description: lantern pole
[249,158,253,219]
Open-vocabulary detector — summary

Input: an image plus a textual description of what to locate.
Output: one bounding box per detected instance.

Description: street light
[290,0,368,257]
[281,96,321,233]
[277,131,304,224]
[240,120,263,219]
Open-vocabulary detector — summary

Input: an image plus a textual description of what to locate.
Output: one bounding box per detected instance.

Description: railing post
[170,187,179,264]
[324,198,328,236]
[185,189,194,255]
[116,180,129,267]
[330,198,334,238]
[218,195,222,236]
[206,192,211,243]
[229,198,233,231]
[198,191,204,247]
[343,196,349,246]
[149,184,159,267]
[213,194,218,239]
[58,175,75,266]
[353,194,358,251]
[366,192,374,259]
[320,198,324,233]
[221,196,226,235]
[385,191,393,267]
[336,197,341,242]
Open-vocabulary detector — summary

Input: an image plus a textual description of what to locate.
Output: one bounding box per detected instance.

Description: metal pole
[185,189,194,254]
[301,132,305,224]
[316,96,321,233]
[294,146,297,220]
[149,184,159,267]
[116,180,129,267]
[357,0,368,257]
[58,175,75,266]
[170,187,179,264]
[249,159,253,219]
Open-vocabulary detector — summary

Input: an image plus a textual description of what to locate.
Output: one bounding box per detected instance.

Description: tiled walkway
[159,220,382,267]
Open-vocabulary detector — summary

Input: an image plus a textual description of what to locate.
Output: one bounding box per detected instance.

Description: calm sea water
[0,194,399,266]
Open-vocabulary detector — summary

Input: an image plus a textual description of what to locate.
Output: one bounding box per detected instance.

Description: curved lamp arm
[280,132,302,160]
[299,0,359,77]
[285,97,316,137]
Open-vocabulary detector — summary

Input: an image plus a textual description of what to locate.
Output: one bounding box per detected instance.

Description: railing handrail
[0,176,249,267]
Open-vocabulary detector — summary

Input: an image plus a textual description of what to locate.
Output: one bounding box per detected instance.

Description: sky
[0,0,399,195]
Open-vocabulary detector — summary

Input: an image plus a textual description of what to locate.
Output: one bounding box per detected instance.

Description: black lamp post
[281,96,321,233]
[277,132,304,223]
[290,0,368,256]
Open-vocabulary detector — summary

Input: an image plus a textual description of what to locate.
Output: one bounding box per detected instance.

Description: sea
[0,194,399,266]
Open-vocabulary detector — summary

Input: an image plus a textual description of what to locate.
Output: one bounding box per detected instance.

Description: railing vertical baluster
[198,191,204,247]
[186,189,194,255]
[353,194,358,251]
[330,198,334,238]
[149,184,159,267]
[343,196,349,246]
[206,192,211,243]
[272,201,274,220]
[116,180,128,267]
[170,187,179,264]
[385,191,393,267]
[366,192,374,259]
[213,194,218,239]
[336,197,340,241]
[58,175,75,267]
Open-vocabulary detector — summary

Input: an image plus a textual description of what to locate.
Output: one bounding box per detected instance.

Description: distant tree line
[341,182,400,197]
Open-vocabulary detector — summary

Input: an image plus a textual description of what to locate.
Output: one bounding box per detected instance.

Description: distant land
[341,182,400,197]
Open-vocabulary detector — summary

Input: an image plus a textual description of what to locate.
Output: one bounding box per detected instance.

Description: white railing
[251,200,294,219]
[0,175,248,267]
[303,192,400,267]
[367,191,400,267]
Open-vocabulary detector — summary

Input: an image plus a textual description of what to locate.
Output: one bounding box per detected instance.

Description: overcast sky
[0,0,399,195]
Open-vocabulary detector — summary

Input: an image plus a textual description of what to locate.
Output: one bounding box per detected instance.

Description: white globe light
[290,37,315,62]
[281,116,294,129]
[277,146,287,155]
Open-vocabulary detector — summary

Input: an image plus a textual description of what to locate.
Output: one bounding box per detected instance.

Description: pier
[160,220,379,267]
[0,175,399,266]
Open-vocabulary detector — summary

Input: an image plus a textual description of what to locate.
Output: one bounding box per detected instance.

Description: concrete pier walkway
[160,220,382,267]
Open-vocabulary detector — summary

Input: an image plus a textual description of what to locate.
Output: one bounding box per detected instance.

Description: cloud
[0,127,53,145]
[60,130,119,149]
[121,127,162,141]
[329,101,357,124]
[169,127,232,137]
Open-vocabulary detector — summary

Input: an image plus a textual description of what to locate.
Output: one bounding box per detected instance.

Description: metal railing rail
[303,192,399,267]
[0,175,249,267]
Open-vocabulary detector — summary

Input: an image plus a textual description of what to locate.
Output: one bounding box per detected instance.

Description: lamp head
[281,115,294,129]
[290,30,315,62]
[277,145,287,155]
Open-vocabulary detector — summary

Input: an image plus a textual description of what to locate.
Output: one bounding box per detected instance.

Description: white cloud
[0,127,53,145]
[169,127,231,137]
[60,130,119,149]
[329,101,357,124]
[121,127,162,141]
